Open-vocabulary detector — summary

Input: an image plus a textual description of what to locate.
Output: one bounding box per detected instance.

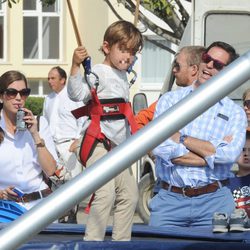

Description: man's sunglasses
[173,61,180,71]
[202,53,226,71]
[4,88,31,99]
[244,100,250,109]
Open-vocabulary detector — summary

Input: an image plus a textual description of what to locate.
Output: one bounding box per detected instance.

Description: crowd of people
[0,19,249,241]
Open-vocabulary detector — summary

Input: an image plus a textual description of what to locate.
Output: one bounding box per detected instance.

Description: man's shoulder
[222,97,245,114]
[161,85,192,100]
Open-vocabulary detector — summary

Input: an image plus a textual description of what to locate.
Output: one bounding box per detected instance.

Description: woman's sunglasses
[4,88,31,99]
[244,100,250,109]
[202,53,226,71]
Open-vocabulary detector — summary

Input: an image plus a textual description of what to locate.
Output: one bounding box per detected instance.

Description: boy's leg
[84,143,115,241]
[112,167,138,241]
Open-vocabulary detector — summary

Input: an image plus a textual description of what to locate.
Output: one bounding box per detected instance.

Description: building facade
[0,0,173,103]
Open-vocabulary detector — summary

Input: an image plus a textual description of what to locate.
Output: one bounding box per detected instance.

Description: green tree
[104,0,191,51]
[25,96,44,116]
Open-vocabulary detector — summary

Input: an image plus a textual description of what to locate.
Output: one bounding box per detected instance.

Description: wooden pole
[66,0,83,46]
[134,0,140,26]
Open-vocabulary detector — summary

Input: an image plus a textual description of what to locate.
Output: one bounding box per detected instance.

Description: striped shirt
[153,85,247,187]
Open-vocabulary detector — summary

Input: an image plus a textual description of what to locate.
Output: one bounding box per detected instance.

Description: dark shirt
[229,174,250,217]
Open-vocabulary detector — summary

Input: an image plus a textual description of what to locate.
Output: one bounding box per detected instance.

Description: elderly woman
[0,70,57,212]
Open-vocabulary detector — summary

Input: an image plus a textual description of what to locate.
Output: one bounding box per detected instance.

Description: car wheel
[137,173,155,224]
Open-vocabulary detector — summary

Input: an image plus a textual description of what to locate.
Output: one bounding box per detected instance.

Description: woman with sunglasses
[0,70,57,212]
[243,88,250,130]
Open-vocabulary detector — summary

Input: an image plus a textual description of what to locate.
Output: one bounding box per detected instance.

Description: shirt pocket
[209,112,230,140]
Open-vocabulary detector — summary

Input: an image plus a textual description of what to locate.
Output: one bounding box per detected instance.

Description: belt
[55,139,74,145]
[161,180,229,197]
[18,188,52,203]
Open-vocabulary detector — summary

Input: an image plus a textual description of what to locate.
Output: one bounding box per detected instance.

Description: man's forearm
[183,136,215,158]
[172,151,206,166]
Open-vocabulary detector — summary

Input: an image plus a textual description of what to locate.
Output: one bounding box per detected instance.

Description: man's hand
[223,135,233,143]
[171,132,181,143]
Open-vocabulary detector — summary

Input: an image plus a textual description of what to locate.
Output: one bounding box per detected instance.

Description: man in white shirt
[43,66,86,223]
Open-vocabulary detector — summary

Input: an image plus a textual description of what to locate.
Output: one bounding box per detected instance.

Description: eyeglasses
[202,53,226,71]
[173,61,180,71]
[4,88,31,99]
[244,100,250,109]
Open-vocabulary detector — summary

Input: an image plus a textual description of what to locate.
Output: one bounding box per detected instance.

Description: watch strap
[179,134,187,144]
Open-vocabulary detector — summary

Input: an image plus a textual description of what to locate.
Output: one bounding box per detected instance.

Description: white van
[135,0,250,224]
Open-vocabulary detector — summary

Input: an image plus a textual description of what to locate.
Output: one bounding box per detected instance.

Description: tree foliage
[104,0,191,50]
[25,97,44,116]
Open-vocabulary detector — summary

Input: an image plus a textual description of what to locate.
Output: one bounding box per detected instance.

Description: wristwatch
[36,138,45,148]
[179,134,188,144]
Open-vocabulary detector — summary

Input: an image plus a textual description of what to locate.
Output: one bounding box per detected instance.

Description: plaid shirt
[153,85,247,187]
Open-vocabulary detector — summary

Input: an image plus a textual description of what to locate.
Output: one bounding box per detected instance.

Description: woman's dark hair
[0,70,28,94]
[0,70,28,110]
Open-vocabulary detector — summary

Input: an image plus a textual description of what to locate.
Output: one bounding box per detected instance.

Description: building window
[0,2,6,60]
[141,38,172,88]
[23,0,62,61]
[28,79,50,96]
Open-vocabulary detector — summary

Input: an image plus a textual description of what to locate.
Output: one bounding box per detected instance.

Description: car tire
[137,172,155,224]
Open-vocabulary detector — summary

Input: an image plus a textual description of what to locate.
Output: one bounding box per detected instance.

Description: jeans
[149,186,235,227]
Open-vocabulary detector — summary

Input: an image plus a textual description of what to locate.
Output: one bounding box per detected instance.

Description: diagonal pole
[66,0,82,46]
[134,0,140,26]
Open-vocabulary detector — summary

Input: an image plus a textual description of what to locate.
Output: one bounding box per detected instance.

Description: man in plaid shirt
[149,41,247,228]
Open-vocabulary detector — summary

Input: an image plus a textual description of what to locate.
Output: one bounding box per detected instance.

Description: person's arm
[135,101,157,129]
[209,109,247,166]
[23,110,57,176]
[67,47,93,103]
[152,94,196,165]
[70,46,89,76]
[172,108,247,169]
[170,132,214,166]
[171,151,206,166]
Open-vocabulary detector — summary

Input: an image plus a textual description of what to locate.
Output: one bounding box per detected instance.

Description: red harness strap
[71,88,138,166]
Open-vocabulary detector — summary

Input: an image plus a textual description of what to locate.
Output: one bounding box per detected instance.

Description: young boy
[67,20,143,241]
[229,130,250,218]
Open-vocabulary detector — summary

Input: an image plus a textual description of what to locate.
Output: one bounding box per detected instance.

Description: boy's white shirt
[67,64,131,145]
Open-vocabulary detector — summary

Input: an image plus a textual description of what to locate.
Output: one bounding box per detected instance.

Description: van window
[141,38,172,88]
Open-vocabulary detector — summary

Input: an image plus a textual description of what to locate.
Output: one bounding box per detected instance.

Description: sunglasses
[4,88,31,99]
[173,61,180,71]
[244,100,250,109]
[202,53,226,71]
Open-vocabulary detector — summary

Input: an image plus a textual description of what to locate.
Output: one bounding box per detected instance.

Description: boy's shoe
[229,208,250,232]
[212,212,229,233]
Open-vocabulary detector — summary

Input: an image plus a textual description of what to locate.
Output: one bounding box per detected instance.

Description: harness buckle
[103,105,119,113]
[103,138,112,151]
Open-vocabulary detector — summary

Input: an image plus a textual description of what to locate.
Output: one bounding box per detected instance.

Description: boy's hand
[72,46,89,66]
[70,46,89,76]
